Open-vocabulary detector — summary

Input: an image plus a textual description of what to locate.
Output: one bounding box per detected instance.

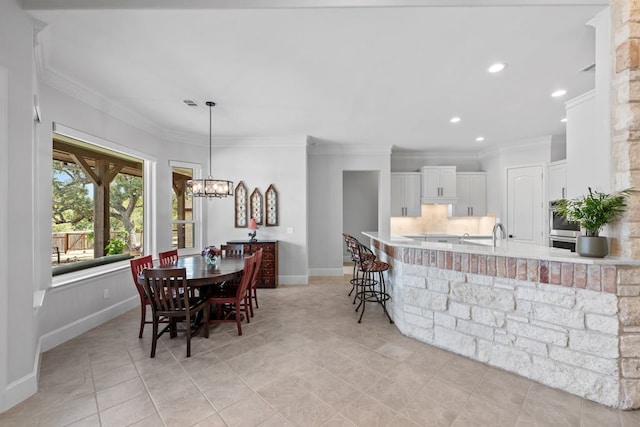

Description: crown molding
[391,150,481,160]
[565,89,595,109]
[22,0,608,10]
[307,140,392,156]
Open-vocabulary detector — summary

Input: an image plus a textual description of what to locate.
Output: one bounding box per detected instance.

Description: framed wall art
[250,188,263,225]
[234,181,248,228]
[265,184,278,226]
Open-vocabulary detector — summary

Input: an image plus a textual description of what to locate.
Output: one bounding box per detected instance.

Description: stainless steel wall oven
[549,200,580,252]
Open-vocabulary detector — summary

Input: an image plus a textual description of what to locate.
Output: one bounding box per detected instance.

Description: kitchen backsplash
[390,204,496,235]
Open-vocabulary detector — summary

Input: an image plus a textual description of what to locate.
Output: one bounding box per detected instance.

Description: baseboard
[308,268,344,276]
[278,275,309,285]
[40,296,138,353]
[3,340,40,412]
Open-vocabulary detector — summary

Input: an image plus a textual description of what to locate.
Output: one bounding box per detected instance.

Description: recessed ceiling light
[450,117,461,123]
[551,89,567,98]
[488,63,506,73]
[476,136,485,142]
[561,117,567,123]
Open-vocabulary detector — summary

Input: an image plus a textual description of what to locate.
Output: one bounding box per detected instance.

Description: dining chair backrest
[221,244,244,258]
[238,253,256,297]
[158,249,178,265]
[143,268,191,314]
[250,248,263,289]
[130,255,154,295]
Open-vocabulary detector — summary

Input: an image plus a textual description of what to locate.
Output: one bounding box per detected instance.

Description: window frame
[51,123,156,286]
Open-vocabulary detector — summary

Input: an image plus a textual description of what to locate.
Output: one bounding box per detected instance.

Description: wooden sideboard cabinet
[226,240,278,288]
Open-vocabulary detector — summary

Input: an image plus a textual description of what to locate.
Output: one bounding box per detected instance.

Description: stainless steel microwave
[549,200,580,238]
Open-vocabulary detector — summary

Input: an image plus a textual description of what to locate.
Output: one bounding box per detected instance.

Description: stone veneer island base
[363,232,640,409]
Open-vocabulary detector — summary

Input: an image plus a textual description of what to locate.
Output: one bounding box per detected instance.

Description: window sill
[51,254,133,289]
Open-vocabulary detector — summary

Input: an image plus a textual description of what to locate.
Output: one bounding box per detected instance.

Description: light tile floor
[1,276,640,426]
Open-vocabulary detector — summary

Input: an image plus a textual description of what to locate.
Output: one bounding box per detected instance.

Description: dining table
[139,254,245,288]
[138,254,246,328]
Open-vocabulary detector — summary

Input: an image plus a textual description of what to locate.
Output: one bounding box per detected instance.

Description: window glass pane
[110,172,144,257]
[52,134,144,272]
[172,223,194,249]
[172,167,193,221]
[171,166,195,249]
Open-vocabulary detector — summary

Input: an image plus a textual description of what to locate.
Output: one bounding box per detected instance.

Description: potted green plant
[554,187,632,257]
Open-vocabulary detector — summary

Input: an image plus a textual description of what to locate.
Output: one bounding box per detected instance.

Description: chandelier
[187,101,233,198]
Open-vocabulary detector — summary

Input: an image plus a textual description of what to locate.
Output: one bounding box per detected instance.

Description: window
[52,133,144,272]
[170,162,200,250]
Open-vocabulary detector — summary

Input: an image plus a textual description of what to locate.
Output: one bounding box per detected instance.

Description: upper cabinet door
[404,173,422,216]
[450,172,486,217]
[421,166,457,203]
[439,168,457,199]
[390,174,405,217]
[421,168,441,199]
[391,173,421,217]
[548,161,567,201]
[452,174,471,216]
[467,173,487,216]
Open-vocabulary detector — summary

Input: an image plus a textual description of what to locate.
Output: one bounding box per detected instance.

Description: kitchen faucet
[492,223,506,247]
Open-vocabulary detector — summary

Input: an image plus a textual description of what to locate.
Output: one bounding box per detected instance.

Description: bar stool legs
[354,269,393,324]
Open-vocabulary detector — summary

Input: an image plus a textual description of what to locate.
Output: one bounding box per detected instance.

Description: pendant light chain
[208,101,214,178]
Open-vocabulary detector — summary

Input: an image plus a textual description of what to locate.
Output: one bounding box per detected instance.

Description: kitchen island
[363,232,640,409]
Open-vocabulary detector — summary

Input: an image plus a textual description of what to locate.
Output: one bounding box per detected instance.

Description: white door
[507,165,544,245]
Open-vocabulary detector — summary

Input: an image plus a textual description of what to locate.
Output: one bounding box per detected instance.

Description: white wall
[0,65,9,413]
[481,137,556,223]
[0,0,40,410]
[308,142,391,275]
[589,7,612,194]
[343,171,379,261]
[391,151,482,172]
[34,84,209,345]
[205,138,308,285]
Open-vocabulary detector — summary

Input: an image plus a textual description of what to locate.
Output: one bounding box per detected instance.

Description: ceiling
[25,0,606,152]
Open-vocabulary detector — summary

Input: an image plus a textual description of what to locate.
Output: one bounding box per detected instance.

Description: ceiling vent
[183,99,199,107]
[581,63,596,72]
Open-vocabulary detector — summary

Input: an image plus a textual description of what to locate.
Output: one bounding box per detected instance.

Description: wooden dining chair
[130,255,156,338]
[208,253,255,336]
[247,248,263,317]
[220,244,244,258]
[142,267,209,358]
[158,249,178,265]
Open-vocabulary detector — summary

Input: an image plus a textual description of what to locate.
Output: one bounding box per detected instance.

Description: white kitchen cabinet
[421,166,457,204]
[391,172,421,217]
[451,172,486,217]
[549,160,567,201]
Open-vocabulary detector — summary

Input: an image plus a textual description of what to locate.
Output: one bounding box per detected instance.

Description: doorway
[506,165,544,246]
[343,171,379,263]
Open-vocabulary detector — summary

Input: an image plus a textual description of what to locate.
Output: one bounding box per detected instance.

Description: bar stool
[354,242,393,324]
[342,233,363,300]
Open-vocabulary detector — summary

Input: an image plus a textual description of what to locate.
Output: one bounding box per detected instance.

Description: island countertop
[363,232,640,266]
